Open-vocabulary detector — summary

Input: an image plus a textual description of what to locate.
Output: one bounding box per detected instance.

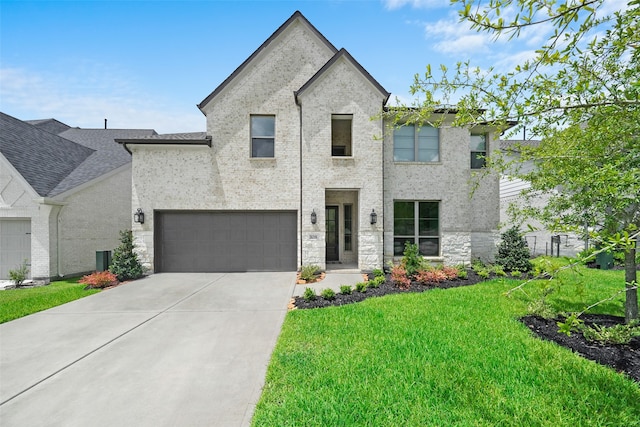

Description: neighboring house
[116,11,504,273]
[0,112,156,280]
[499,139,585,257]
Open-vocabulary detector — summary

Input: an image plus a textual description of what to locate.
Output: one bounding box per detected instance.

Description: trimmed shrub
[495,227,533,273]
[340,285,352,295]
[302,287,316,302]
[80,271,118,289]
[320,288,336,301]
[109,230,144,281]
[416,269,447,285]
[391,265,410,290]
[355,282,368,293]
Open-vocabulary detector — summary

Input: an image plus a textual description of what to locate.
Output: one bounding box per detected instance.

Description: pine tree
[495,227,532,273]
[109,230,144,281]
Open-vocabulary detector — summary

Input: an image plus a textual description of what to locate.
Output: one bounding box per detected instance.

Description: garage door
[155,211,297,272]
[0,220,31,279]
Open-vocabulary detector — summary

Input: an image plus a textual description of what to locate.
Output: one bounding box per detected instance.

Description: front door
[325,206,339,262]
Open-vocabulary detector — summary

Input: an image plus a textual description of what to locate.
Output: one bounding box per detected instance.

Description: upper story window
[251,115,275,158]
[470,134,486,169]
[331,114,352,156]
[393,124,439,162]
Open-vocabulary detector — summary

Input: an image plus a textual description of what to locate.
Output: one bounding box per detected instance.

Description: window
[393,124,439,162]
[470,134,486,169]
[344,204,353,251]
[393,201,439,256]
[251,115,275,158]
[331,114,352,156]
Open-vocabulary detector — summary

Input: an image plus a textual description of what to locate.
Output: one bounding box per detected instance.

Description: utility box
[96,250,112,272]
[595,251,614,270]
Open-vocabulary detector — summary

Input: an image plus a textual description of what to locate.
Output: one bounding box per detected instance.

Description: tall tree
[392,0,639,321]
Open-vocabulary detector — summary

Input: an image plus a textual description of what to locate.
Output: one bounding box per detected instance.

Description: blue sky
[0,0,625,133]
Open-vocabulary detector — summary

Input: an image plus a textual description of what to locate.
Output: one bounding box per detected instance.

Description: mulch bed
[292,271,488,310]
[291,271,640,384]
[521,314,640,383]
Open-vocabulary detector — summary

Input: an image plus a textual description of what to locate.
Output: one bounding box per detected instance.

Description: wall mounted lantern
[134,208,145,225]
[370,209,377,224]
[311,209,317,225]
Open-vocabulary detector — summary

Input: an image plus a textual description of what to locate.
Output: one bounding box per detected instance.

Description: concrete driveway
[0,272,296,427]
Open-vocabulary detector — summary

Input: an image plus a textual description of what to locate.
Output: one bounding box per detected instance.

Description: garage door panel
[156,211,296,273]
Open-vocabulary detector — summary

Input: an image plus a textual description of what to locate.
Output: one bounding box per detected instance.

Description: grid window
[251,115,275,158]
[393,201,439,256]
[393,125,439,162]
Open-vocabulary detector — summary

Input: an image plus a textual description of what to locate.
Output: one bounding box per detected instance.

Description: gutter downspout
[56,205,64,278]
[295,92,303,268]
[381,102,386,269]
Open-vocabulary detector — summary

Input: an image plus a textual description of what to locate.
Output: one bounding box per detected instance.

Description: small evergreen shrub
[320,288,336,301]
[372,268,385,278]
[368,275,386,288]
[355,282,368,293]
[9,260,29,286]
[80,271,118,289]
[401,242,424,278]
[302,287,316,301]
[495,227,533,273]
[457,269,468,280]
[300,265,321,282]
[491,264,507,277]
[340,285,352,295]
[109,230,144,281]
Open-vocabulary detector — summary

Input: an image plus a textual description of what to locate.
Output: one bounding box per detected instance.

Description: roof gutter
[115,136,213,154]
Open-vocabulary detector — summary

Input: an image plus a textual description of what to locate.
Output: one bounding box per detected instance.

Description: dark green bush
[340,285,352,295]
[302,287,316,301]
[320,288,336,300]
[109,230,144,281]
[495,227,532,273]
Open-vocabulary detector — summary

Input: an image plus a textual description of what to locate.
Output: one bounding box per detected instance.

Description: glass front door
[325,206,339,261]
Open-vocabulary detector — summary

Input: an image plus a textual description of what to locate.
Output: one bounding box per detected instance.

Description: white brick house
[117,11,502,273]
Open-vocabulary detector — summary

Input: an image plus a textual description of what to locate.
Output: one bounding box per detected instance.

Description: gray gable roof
[197,11,338,112]
[25,118,72,135]
[1,112,157,197]
[0,112,95,197]
[52,128,156,195]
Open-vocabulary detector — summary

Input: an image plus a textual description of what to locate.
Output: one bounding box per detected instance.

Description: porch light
[134,208,145,224]
[311,209,317,224]
[370,209,377,224]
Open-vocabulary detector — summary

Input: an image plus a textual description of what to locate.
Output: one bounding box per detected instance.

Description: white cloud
[0,66,203,134]
[382,0,447,10]
[423,13,501,55]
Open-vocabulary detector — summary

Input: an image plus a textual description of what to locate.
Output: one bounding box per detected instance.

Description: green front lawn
[253,267,640,426]
[0,277,99,323]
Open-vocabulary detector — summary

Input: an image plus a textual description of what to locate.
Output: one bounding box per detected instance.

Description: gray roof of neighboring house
[0,112,156,197]
[25,118,72,135]
[52,128,156,195]
[1,112,95,197]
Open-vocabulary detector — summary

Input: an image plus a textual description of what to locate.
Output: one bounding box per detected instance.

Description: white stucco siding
[297,56,386,270]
